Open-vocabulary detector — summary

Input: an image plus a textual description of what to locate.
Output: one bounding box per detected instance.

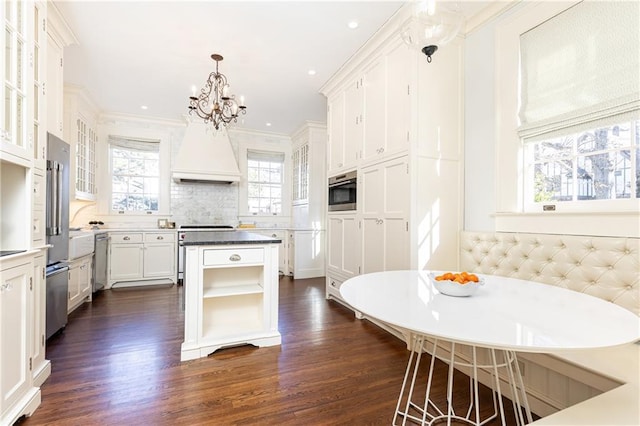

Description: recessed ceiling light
[348,20,358,29]
[266,122,272,127]
[308,69,317,76]
[141,105,148,110]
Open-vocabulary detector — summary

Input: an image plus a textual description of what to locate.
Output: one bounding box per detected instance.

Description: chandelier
[188,53,247,130]
[401,1,464,62]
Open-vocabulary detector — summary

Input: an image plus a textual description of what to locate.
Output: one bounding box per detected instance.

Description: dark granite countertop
[182,230,282,246]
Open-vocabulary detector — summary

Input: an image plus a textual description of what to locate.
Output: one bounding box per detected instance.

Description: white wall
[462,2,639,238]
[463,15,499,233]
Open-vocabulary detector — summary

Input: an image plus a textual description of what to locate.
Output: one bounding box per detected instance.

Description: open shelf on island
[202,265,264,298]
[202,294,264,339]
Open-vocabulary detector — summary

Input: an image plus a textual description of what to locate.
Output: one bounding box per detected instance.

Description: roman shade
[518,0,640,141]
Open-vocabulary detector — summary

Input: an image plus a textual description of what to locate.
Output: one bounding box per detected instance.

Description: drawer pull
[229,254,241,262]
[156,236,164,240]
[123,236,130,241]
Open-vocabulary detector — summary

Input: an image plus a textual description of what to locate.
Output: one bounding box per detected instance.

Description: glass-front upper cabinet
[1,0,34,166]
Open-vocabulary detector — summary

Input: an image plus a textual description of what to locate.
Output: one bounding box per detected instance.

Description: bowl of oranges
[428,271,484,297]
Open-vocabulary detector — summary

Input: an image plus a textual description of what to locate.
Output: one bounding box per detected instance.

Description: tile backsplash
[170,180,239,225]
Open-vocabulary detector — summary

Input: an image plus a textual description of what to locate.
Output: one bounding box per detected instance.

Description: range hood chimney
[172,122,241,184]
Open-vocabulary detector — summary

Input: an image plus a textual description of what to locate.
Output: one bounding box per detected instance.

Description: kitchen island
[181,231,282,361]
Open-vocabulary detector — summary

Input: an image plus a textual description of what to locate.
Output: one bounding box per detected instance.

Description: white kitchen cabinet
[327,214,359,278]
[45,3,77,139]
[326,41,411,173]
[0,256,40,425]
[68,254,92,314]
[181,243,281,361]
[31,253,50,387]
[362,41,411,164]
[46,34,64,138]
[360,155,409,274]
[321,23,463,306]
[0,0,32,166]
[343,78,364,169]
[291,121,327,231]
[64,85,98,201]
[143,232,177,278]
[327,92,346,171]
[385,42,411,156]
[362,58,386,161]
[288,230,325,279]
[108,231,176,288]
[250,230,287,274]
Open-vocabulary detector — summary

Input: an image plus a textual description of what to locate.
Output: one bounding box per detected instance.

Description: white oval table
[341,270,640,426]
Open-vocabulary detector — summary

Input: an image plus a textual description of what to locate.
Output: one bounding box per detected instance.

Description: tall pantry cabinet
[321,5,463,308]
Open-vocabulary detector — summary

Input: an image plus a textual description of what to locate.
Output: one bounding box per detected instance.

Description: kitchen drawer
[144,232,175,243]
[203,248,264,266]
[110,233,143,243]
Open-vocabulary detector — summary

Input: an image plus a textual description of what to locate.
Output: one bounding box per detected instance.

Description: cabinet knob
[156,236,164,240]
[271,234,277,238]
[331,281,336,287]
[123,236,130,241]
[229,254,242,262]
[1,282,12,292]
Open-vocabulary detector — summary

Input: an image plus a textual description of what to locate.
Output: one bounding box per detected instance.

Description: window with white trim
[520,1,640,209]
[109,136,160,212]
[247,150,284,214]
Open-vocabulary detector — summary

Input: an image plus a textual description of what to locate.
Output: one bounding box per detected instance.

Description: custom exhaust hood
[172,122,241,184]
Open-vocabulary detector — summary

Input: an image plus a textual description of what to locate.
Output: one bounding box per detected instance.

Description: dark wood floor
[21,276,525,425]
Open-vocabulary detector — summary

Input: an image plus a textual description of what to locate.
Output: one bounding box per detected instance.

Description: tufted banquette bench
[460,231,640,424]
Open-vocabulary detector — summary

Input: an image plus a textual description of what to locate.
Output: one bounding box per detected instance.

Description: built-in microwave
[328,171,357,212]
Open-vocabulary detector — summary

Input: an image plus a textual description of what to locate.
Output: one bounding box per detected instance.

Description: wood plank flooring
[20,276,528,425]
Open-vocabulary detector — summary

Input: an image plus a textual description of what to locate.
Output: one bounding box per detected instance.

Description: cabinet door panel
[384,218,409,271]
[363,58,387,161]
[383,157,409,216]
[0,263,31,411]
[144,243,176,278]
[342,216,360,276]
[360,165,383,215]
[328,93,345,170]
[68,263,80,312]
[327,216,344,271]
[110,244,143,280]
[344,80,363,167]
[361,218,383,274]
[387,43,411,153]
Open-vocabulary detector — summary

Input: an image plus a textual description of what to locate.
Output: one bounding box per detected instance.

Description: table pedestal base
[393,334,533,426]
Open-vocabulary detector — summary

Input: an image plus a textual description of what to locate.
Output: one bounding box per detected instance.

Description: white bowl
[428,272,484,297]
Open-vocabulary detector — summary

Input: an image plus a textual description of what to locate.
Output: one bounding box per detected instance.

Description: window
[519,1,639,210]
[247,150,284,214]
[109,136,160,212]
[527,121,639,204]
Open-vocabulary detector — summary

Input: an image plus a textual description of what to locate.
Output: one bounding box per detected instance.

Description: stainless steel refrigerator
[45,132,70,339]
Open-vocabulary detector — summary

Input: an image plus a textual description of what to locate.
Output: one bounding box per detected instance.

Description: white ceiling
[55,1,487,136]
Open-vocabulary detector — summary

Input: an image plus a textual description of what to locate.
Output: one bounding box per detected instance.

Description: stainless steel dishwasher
[93,232,108,292]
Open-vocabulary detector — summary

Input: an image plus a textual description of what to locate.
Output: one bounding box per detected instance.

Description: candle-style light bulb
[239,95,245,107]
[191,85,197,97]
